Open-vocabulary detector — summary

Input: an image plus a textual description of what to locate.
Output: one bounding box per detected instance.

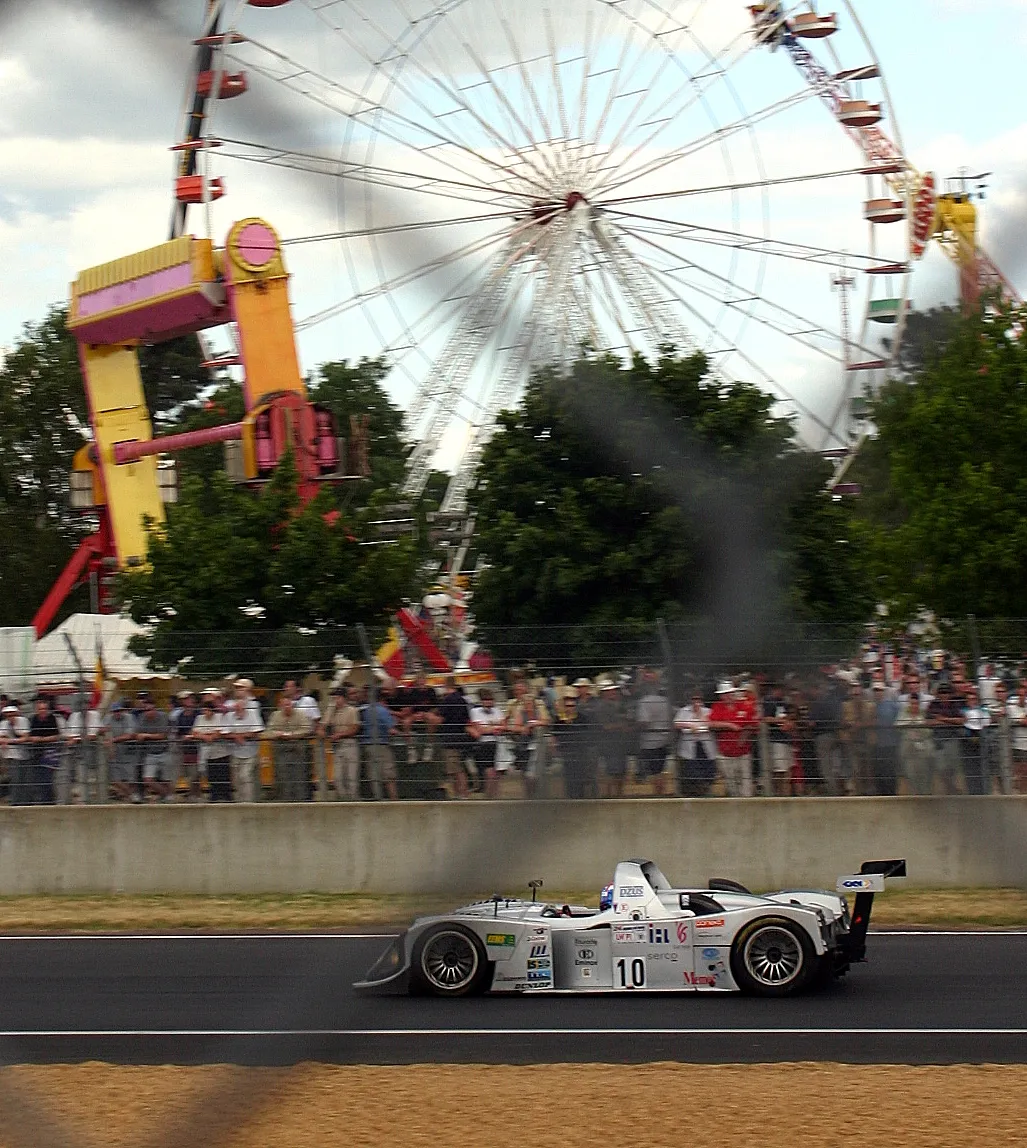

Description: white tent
[0,627,35,699]
[31,614,161,688]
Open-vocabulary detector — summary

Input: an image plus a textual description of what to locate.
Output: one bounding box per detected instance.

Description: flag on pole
[89,638,106,710]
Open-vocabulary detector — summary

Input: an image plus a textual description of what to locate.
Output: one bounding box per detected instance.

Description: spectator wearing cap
[323,684,361,801]
[192,694,232,801]
[173,691,201,801]
[709,681,759,798]
[226,691,265,803]
[0,701,30,805]
[267,692,314,802]
[135,692,174,802]
[467,688,507,799]
[105,700,139,802]
[636,669,672,797]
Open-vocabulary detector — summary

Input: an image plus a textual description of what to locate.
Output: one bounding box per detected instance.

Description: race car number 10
[615,956,647,989]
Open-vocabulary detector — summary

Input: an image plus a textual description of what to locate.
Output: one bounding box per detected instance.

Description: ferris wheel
[172,1,916,508]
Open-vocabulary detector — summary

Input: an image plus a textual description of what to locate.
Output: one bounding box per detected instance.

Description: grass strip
[0,886,1022,933]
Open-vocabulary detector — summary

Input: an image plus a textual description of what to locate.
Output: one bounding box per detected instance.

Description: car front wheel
[730,917,815,997]
[412,925,491,997]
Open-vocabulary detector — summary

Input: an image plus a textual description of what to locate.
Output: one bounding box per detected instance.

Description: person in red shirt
[709,681,759,797]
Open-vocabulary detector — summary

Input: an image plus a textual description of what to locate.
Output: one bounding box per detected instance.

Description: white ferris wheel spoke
[629,225,874,367]
[294,216,521,332]
[593,85,820,200]
[232,35,552,200]
[581,9,771,196]
[606,209,883,271]
[216,138,531,211]
[304,0,562,198]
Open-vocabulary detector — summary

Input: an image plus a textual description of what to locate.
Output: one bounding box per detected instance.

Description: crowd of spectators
[0,640,1024,803]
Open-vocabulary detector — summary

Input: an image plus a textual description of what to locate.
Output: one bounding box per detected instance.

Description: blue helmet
[599,883,615,912]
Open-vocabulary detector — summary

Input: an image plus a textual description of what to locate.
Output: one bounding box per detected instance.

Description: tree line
[0,301,1021,669]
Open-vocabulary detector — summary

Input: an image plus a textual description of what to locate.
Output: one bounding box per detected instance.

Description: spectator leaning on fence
[323,684,361,801]
[173,691,200,800]
[437,676,472,799]
[636,668,672,797]
[896,691,933,795]
[927,682,965,794]
[135,692,174,803]
[674,690,717,798]
[0,701,29,805]
[27,695,61,806]
[226,692,264,802]
[595,680,630,799]
[65,700,103,804]
[359,687,398,801]
[467,687,507,799]
[267,692,314,803]
[105,700,138,803]
[708,681,757,798]
[192,692,232,802]
[1008,681,1027,794]
[961,684,990,795]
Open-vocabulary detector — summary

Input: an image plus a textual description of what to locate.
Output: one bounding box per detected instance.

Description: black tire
[730,916,816,997]
[411,925,491,997]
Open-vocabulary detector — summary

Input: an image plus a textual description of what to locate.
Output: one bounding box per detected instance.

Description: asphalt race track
[0,933,1023,1066]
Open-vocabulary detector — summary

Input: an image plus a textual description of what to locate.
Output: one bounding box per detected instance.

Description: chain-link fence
[3,619,1027,802]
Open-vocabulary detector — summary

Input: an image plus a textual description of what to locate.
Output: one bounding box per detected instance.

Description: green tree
[120,455,420,677]
[308,358,408,491]
[859,305,1027,618]
[470,350,871,648]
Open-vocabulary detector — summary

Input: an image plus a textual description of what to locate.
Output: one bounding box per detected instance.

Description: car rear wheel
[730,917,815,997]
[412,925,491,997]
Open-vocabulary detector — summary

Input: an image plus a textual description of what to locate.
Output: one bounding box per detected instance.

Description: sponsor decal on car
[529,943,549,959]
[526,958,551,970]
[649,951,679,962]
[701,947,721,960]
[683,970,718,987]
[614,925,646,944]
[694,917,726,930]
[527,970,552,981]
[676,921,690,944]
[648,926,670,944]
[575,946,598,966]
[486,933,517,947]
[617,885,646,898]
[581,966,593,978]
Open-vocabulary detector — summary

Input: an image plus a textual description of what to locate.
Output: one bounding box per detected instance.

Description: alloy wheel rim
[744,926,804,986]
[422,931,479,990]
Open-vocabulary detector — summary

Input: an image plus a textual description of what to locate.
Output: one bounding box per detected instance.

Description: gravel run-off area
[2,1063,1025,1148]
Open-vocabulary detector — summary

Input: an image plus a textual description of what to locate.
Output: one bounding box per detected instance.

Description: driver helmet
[599,883,615,912]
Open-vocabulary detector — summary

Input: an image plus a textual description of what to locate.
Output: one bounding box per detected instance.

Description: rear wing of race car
[836,859,907,962]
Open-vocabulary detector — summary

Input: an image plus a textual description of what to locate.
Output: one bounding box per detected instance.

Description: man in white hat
[0,702,29,804]
[709,680,759,798]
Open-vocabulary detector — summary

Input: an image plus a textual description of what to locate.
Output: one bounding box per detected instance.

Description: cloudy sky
[1,0,1025,455]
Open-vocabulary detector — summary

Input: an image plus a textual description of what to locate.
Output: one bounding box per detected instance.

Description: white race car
[356,857,906,997]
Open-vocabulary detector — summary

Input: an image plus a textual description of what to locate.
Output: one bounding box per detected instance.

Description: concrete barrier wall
[0,797,1024,895]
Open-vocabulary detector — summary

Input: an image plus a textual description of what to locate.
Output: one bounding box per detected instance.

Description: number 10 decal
[615,956,647,989]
